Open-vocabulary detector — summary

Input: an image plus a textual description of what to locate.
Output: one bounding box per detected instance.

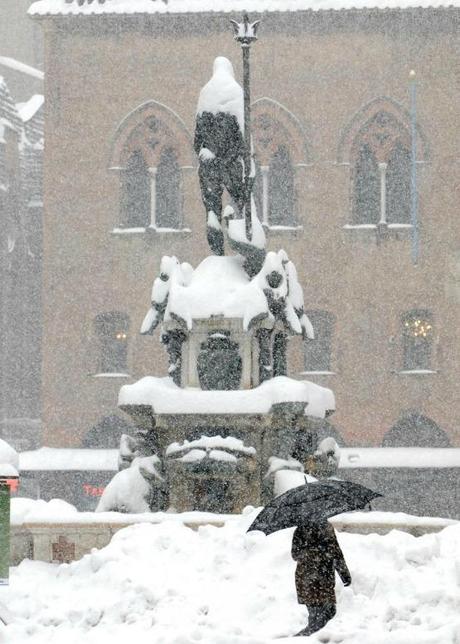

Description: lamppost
[231,13,260,241]
[409,69,419,265]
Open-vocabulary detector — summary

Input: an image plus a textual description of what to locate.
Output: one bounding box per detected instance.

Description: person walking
[291,521,351,637]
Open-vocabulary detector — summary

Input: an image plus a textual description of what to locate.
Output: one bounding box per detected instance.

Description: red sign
[82,484,105,497]
[2,479,19,493]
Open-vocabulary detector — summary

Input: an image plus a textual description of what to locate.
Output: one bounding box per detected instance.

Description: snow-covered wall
[29,0,460,16]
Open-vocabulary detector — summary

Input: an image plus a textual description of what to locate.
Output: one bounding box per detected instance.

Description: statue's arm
[194,115,205,156]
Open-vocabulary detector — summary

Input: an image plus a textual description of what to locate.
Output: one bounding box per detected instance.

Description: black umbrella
[247,479,383,535]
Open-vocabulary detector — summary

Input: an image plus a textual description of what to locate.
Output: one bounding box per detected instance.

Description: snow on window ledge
[395,369,438,376]
[111,227,145,235]
[343,223,414,231]
[91,373,132,379]
[300,371,336,376]
[111,226,192,237]
[263,224,303,237]
[343,224,377,230]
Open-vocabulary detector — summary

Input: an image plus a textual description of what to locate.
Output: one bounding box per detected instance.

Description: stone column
[260,165,269,225]
[148,167,158,228]
[378,162,388,225]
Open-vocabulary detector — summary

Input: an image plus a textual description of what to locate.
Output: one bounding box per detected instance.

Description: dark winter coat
[292,522,351,606]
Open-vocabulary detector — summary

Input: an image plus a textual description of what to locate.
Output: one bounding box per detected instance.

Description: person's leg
[222,159,245,217]
[304,603,336,635]
[198,160,225,255]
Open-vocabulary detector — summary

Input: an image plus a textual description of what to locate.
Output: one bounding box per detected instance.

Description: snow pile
[165,255,268,331]
[29,0,460,16]
[167,435,257,457]
[19,448,119,471]
[166,436,256,458]
[0,438,19,477]
[197,56,244,132]
[96,456,163,513]
[119,375,335,419]
[10,498,78,524]
[16,94,44,122]
[225,201,267,250]
[141,251,313,337]
[3,512,460,643]
[167,436,256,464]
[0,57,44,81]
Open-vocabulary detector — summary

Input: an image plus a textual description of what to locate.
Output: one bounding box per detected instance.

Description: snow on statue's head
[197,56,244,130]
[212,56,235,78]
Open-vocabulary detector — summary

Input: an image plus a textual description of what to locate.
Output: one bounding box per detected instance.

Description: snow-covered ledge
[9,498,457,565]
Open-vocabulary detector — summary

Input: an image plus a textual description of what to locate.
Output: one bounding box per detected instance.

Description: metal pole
[0,482,10,585]
[410,70,419,265]
[242,44,252,240]
[230,14,260,243]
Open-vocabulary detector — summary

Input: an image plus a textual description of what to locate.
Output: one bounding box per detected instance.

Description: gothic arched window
[94,311,130,374]
[251,99,308,228]
[351,111,411,226]
[121,151,150,228]
[155,147,182,229]
[111,101,194,233]
[268,145,296,227]
[401,309,434,371]
[303,310,335,373]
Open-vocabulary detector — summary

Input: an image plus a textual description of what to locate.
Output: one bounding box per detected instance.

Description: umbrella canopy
[247,479,382,535]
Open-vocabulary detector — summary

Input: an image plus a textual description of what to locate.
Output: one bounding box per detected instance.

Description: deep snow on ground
[2,510,460,644]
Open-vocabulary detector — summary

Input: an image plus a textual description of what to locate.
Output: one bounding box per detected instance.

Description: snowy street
[2,510,460,644]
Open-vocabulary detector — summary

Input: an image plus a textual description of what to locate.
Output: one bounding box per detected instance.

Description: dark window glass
[268,145,296,227]
[304,311,335,372]
[94,312,130,374]
[121,151,150,228]
[352,144,379,225]
[402,310,433,371]
[155,147,182,229]
[386,142,411,224]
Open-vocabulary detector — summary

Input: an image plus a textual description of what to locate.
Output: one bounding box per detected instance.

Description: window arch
[94,311,130,374]
[383,412,450,447]
[303,310,335,373]
[352,111,411,226]
[109,101,193,231]
[401,309,434,371]
[252,98,310,228]
[338,98,428,228]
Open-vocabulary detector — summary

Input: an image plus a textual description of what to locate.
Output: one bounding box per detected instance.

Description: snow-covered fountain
[99,20,335,514]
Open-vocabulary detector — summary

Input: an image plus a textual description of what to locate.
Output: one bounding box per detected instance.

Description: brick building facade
[29,0,460,449]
